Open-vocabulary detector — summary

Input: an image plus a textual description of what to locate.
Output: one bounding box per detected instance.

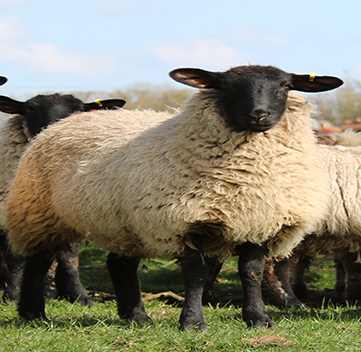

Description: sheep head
[169,65,343,133]
[0,93,126,138]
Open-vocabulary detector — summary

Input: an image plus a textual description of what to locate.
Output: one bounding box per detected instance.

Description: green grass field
[1,242,360,351]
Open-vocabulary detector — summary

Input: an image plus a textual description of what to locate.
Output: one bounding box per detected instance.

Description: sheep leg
[202,255,222,307]
[289,256,312,300]
[335,250,361,305]
[261,258,301,308]
[179,234,208,331]
[17,253,53,320]
[334,256,346,298]
[0,233,25,302]
[1,251,25,302]
[106,252,151,324]
[237,242,275,328]
[273,258,302,306]
[54,246,94,306]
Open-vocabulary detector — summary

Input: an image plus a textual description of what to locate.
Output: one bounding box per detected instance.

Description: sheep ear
[0,96,25,114]
[0,76,7,86]
[290,73,343,92]
[169,68,223,89]
[83,99,126,111]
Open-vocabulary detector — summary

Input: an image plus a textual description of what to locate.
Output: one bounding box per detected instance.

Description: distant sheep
[0,92,126,303]
[6,65,342,330]
[289,130,361,304]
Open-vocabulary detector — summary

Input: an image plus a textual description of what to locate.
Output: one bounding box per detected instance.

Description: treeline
[311,78,361,126]
[72,84,192,113]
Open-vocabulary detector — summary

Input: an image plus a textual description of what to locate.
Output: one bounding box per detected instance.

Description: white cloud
[0,42,115,76]
[151,39,246,69]
[0,16,26,40]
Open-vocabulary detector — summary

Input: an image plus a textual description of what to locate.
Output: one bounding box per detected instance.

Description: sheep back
[6,91,329,260]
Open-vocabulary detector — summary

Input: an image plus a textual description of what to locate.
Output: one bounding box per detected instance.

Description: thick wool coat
[6,91,329,260]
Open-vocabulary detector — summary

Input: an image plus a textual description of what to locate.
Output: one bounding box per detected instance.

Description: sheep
[5,65,342,330]
[0,92,126,303]
[288,130,361,304]
[259,130,361,307]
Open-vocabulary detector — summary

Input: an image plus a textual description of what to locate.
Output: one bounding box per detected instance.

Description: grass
[0,243,360,351]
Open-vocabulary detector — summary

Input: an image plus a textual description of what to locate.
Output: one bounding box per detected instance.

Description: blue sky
[1,0,360,98]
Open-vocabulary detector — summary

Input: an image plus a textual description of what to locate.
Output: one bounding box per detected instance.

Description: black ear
[83,99,126,111]
[169,68,223,89]
[0,77,7,86]
[291,73,343,92]
[0,95,25,114]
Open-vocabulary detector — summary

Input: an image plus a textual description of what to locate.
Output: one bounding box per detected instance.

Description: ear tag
[94,99,103,107]
[309,73,316,82]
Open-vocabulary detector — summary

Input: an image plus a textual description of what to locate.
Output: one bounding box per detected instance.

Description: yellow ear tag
[94,99,103,107]
[309,73,316,82]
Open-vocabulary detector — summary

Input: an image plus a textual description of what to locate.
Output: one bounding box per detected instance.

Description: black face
[24,94,85,137]
[216,66,292,133]
[169,64,343,134]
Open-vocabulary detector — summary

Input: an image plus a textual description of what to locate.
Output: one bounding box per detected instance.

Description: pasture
[1,242,361,351]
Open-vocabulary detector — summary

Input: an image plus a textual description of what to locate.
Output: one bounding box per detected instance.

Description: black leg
[2,252,25,302]
[237,242,275,328]
[179,235,208,331]
[335,250,361,305]
[18,253,53,320]
[289,256,312,301]
[334,256,346,298]
[0,235,9,290]
[202,256,222,307]
[54,246,94,306]
[106,252,151,324]
[273,258,302,307]
[0,233,25,302]
[262,258,301,308]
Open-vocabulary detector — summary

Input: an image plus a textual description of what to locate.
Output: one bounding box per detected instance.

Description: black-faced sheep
[6,65,342,330]
[0,92,126,303]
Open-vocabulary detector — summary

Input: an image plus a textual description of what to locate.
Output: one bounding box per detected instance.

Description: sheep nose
[250,110,270,121]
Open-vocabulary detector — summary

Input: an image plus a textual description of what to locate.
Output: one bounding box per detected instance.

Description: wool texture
[6,91,329,260]
[0,115,31,229]
[293,131,361,258]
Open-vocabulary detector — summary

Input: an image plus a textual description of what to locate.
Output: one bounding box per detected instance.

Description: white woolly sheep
[0,92,126,303]
[288,130,361,304]
[6,65,342,330]
[259,130,361,308]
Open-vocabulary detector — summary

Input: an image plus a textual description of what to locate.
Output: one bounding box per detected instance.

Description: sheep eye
[282,83,291,90]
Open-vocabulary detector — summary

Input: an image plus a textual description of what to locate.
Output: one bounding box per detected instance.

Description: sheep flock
[1,65,347,331]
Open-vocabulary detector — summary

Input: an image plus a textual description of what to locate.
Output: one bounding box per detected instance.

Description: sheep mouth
[244,120,278,133]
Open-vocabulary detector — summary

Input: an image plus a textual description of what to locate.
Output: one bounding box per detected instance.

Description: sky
[0,0,360,99]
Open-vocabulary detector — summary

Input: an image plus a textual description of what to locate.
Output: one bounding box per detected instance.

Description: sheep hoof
[180,321,207,331]
[245,316,276,329]
[75,295,95,307]
[133,316,153,327]
[18,309,48,321]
